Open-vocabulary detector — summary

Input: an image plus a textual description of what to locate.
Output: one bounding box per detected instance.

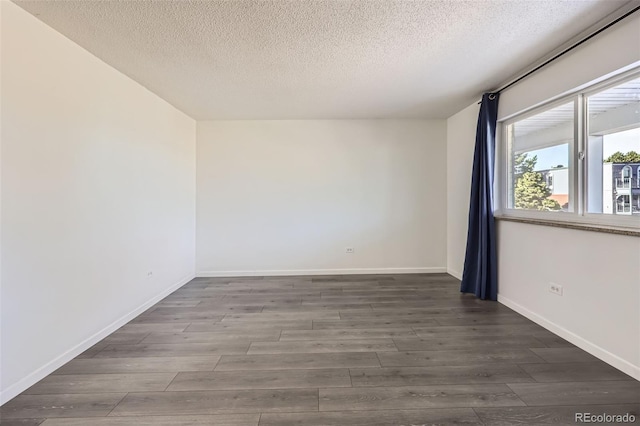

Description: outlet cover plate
[549,282,563,296]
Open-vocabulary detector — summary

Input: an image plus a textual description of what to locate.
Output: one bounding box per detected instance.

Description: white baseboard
[498,294,640,381]
[447,268,462,280]
[197,267,447,278]
[0,273,195,405]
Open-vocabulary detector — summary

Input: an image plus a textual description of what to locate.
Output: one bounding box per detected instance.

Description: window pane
[586,77,640,216]
[507,102,573,211]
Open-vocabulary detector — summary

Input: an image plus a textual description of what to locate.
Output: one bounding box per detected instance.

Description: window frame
[499,95,578,220]
[496,67,640,230]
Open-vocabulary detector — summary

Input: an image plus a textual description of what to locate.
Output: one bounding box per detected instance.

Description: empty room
[1,0,640,424]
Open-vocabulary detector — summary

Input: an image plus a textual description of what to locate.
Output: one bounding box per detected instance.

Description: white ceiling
[14,0,632,120]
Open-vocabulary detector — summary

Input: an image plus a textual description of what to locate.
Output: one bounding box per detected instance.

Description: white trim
[497,66,640,230]
[0,273,195,405]
[447,268,463,281]
[197,267,447,278]
[498,294,640,381]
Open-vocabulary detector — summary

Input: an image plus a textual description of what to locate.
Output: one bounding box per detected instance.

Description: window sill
[494,215,640,237]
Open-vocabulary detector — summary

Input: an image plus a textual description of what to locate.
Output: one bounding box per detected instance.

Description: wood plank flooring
[1,274,638,425]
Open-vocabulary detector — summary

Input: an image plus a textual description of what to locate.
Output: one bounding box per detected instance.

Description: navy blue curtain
[460,92,500,301]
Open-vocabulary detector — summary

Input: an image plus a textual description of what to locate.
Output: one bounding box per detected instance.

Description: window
[505,101,573,212]
[616,195,631,215]
[586,76,640,218]
[501,69,640,227]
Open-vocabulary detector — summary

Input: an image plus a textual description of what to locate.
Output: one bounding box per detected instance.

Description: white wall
[499,11,640,120]
[446,11,640,379]
[1,1,196,403]
[498,222,640,379]
[196,120,446,276]
[446,103,480,279]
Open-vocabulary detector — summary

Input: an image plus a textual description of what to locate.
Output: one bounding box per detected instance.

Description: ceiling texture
[14,0,632,120]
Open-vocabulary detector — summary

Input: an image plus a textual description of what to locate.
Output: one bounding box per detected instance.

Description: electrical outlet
[345,247,354,254]
[549,282,563,296]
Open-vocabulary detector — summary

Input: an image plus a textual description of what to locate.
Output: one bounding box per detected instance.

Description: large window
[501,70,640,228]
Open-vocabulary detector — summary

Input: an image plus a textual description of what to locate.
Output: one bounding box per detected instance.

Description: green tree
[512,153,561,211]
[513,153,537,180]
[514,171,561,211]
[604,151,640,163]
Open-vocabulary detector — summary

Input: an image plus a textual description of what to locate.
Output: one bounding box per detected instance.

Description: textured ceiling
[14,0,632,119]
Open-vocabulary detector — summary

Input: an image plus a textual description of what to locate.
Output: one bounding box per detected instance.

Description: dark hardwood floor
[2,274,639,425]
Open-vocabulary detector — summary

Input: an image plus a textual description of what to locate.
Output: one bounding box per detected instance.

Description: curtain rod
[481,3,640,100]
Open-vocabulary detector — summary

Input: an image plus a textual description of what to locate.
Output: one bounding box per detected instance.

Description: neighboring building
[603,162,640,215]
[538,163,640,215]
[539,166,569,210]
